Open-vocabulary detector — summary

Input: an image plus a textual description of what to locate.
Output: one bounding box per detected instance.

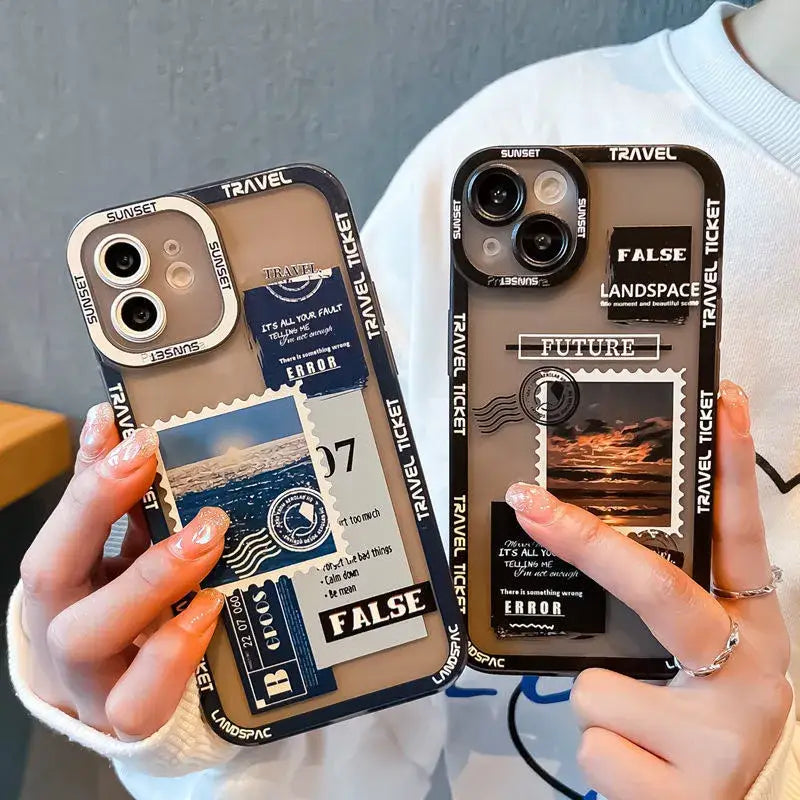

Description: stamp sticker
[534,369,685,537]
[151,385,347,592]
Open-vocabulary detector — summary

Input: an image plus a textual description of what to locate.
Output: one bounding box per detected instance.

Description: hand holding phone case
[67,165,465,743]
[450,146,724,678]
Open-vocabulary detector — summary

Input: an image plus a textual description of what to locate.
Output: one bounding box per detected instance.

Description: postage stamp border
[149,383,348,591]
[533,368,686,537]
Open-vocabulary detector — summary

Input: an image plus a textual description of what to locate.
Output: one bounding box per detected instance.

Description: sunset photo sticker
[534,369,685,536]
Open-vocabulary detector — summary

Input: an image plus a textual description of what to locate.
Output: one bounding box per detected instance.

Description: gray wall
[0,0,734,428]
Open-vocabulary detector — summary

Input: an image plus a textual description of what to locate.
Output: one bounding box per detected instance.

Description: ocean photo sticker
[534,369,685,537]
[151,385,347,593]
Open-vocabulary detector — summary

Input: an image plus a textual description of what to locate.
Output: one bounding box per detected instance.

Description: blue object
[520,675,573,705]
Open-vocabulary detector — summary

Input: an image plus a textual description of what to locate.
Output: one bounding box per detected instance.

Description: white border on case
[66,195,239,368]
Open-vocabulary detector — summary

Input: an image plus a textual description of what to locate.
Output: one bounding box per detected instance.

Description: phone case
[449,145,724,679]
[67,164,465,744]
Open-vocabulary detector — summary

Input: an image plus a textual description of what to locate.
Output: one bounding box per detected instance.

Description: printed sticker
[318,581,437,643]
[244,267,368,397]
[291,390,428,668]
[603,226,696,323]
[223,577,337,715]
[534,369,685,536]
[151,385,347,592]
[491,502,605,636]
[473,366,581,433]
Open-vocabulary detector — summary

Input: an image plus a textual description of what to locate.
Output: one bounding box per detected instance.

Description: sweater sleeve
[745,697,800,800]
[6,582,239,777]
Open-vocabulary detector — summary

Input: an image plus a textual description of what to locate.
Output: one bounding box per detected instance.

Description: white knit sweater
[8,3,800,797]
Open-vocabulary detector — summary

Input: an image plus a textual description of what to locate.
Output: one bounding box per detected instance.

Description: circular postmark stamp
[267,487,331,552]
[630,530,685,568]
[518,367,580,426]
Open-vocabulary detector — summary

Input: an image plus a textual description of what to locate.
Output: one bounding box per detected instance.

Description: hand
[19,403,228,740]
[505,380,791,800]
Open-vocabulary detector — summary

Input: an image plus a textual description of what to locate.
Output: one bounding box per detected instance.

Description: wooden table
[0,401,73,509]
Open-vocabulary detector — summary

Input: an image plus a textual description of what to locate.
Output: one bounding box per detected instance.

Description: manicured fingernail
[177,589,225,635]
[505,482,560,524]
[719,379,750,436]
[168,507,229,560]
[98,427,159,478]
[80,403,114,458]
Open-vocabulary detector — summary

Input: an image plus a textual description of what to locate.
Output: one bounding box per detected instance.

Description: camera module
[94,234,150,288]
[111,289,166,343]
[512,213,572,271]
[466,164,526,226]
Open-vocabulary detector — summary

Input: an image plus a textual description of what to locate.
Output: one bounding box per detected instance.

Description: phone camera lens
[512,213,572,271]
[467,164,526,226]
[122,295,157,331]
[105,242,141,278]
[94,235,150,288]
[111,289,166,343]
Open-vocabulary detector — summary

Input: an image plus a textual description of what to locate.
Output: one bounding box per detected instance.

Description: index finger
[506,483,730,671]
[712,382,774,604]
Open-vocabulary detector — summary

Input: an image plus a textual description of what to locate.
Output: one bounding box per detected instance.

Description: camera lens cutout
[111,289,166,343]
[512,213,572,271]
[94,234,150,288]
[466,164,526,226]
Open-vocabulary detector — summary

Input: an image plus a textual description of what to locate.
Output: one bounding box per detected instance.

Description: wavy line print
[225,528,276,565]
[231,545,280,578]
[477,414,525,434]
[507,622,556,630]
[472,394,517,414]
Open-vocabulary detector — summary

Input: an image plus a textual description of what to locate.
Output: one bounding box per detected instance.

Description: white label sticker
[293,390,427,667]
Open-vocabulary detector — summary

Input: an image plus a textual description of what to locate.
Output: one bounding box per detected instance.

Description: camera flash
[483,237,501,257]
[166,261,195,291]
[533,170,568,205]
[163,239,181,257]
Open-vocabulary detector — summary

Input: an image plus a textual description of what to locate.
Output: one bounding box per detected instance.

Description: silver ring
[712,565,783,600]
[674,617,740,678]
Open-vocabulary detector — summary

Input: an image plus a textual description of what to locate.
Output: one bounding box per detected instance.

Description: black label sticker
[603,226,696,323]
[319,581,436,642]
[490,502,605,636]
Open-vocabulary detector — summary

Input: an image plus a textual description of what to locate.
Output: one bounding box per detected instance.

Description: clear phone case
[449,146,724,678]
[67,165,465,743]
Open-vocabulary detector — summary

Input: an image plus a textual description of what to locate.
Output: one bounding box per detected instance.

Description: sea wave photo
[157,396,335,586]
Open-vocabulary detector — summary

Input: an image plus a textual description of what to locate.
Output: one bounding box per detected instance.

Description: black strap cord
[507,684,584,800]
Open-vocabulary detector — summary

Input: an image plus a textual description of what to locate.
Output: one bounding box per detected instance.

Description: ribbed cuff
[7,582,237,777]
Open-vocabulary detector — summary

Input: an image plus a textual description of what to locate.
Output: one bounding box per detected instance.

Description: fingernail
[505,482,560,524]
[168,507,229,560]
[80,403,114,458]
[176,589,225,636]
[719,379,750,437]
[98,427,159,478]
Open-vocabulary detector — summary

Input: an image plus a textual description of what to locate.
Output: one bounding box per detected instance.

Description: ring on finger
[712,565,783,600]
[674,616,740,678]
